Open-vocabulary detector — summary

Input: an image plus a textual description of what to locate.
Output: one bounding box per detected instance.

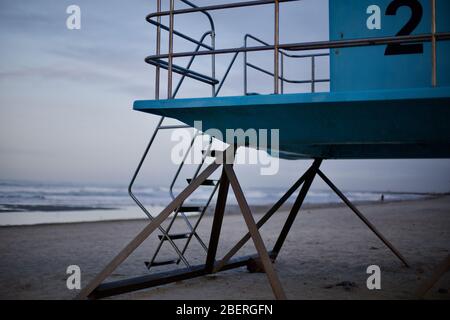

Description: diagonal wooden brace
[224,164,287,300]
[317,169,410,268]
[76,161,221,299]
[272,159,322,258]
[214,160,319,272]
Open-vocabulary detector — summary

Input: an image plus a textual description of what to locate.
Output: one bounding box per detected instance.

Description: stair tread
[178,205,204,212]
[158,232,191,241]
[145,259,177,268]
[145,58,219,85]
[186,178,218,186]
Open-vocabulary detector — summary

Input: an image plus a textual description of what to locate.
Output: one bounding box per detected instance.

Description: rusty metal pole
[274,0,280,94]
[280,53,284,93]
[311,56,316,93]
[431,0,437,87]
[168,0,175,98]
[155,0,161,99]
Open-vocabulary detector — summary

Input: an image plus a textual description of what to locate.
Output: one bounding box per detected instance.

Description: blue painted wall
[330,0,450,92]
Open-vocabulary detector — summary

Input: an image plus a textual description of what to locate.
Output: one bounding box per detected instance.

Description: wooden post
[317,169,410,268]
[205,166,230,273]
[76,161,220,299]
[224,164,287,300]
[272,159,322,258]
[416,255,450,298]
[215,163,315,272]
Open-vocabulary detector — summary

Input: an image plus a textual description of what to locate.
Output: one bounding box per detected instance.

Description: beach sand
[0,196,449,300]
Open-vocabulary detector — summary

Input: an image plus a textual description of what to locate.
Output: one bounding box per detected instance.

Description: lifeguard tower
[78,0,450,299]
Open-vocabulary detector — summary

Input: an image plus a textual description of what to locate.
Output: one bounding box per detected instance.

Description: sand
[0,196,449,300]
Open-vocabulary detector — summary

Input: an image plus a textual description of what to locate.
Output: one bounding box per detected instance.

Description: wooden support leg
[214,167,311,272]
[76,161,220,299]
[416,255,450,298]
[205,166,230,273]
[272,159,322,259]
[224,164,287,300]
[317,169,410,268]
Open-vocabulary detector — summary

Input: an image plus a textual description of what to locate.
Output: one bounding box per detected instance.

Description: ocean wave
[0,180,430,210]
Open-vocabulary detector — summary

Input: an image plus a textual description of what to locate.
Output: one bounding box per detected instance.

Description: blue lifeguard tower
[79,0,450,299]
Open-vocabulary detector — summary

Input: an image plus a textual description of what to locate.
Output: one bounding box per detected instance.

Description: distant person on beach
[381,194,384,202]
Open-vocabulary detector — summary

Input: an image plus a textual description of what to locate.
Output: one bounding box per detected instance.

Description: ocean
[0,180,430,226]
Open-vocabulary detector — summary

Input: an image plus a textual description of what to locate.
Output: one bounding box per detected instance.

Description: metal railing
[147,0,217,98]
[146,0,450,95]
[146,0,301,98]
[131,0,450,272]
[129,0,221,270]
[244,34,330,95]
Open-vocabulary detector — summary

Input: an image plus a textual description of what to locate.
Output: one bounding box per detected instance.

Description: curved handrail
[214,51,240,97]
[179,0,215,33]
[178,0,216,97]
[246,62,328,84]
[147,19,213,50]
[244,33,330,94]
[127,117,191,268]
[147,33,450,60]
[168,31,215,199]
[146,0,300,20]
[169,132,200,201]
[172,31,214,97]
[146,0,216,50]
[146,0,216,35]
[129,30,215,217]
[245,34,328,58]
[128,27,217,270]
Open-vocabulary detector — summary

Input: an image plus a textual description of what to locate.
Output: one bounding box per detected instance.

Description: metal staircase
[144,137,221,270]
[78,0,428,300]
[131,0,330,272]
[131,0,232,271]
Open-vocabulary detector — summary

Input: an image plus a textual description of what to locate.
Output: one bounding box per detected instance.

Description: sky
[0,0,449,193]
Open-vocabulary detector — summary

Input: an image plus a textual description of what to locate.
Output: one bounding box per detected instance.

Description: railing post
[311,56,315,93]
[168,0,175,99]
[211,32,216,97]
[155,0,161,100]
[274,0,280,94]
[244,36,248,95]
[280,53,284,94]
[431,0,437,87]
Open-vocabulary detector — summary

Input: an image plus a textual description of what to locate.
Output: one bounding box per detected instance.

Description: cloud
[0,0,449,192]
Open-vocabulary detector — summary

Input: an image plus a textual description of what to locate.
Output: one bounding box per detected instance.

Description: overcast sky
[0,0,449,192]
